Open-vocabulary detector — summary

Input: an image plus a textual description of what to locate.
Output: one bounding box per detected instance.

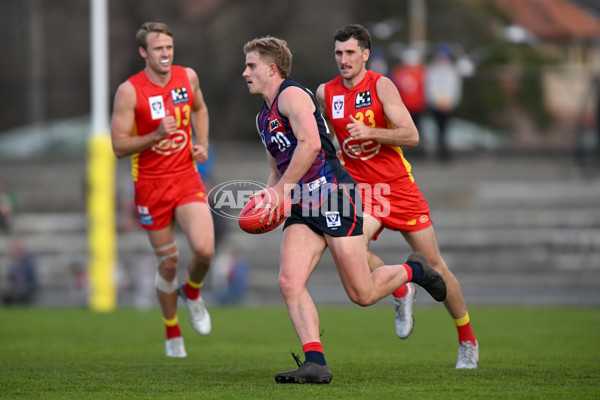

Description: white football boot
[455,340,479,369]
[394,283,416,339]
[178,286,211,335]
[165,337,187,358]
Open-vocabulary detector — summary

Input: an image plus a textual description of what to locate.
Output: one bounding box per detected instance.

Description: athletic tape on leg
[155,270,179,293]
[153,241,179,266]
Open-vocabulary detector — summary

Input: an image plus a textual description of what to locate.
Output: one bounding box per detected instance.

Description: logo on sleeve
[332,95,345,119]
[149,95,165,120]
[355,91,372,109]
[171,87,189,105]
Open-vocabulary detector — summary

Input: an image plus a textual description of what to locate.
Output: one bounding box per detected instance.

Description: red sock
[402,264,413,282]
[393,284,409,298]
[165,324,182,340]
[454,313,477,345]
[457,322,476,345]
[302,342,323,353]
[184,279,201,300]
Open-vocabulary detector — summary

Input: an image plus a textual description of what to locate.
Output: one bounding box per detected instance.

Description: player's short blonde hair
[243,36,292,79]
[136,22,173,49]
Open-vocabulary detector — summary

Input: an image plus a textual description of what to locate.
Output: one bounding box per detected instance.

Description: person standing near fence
[425,44,463,163]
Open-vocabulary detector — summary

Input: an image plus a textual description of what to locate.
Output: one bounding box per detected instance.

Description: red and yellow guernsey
[128,65,196,181]
[324,70,414,186]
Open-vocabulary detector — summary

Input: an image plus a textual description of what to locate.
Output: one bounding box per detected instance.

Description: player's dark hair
[333,24,371,51]
[136,22,173,49]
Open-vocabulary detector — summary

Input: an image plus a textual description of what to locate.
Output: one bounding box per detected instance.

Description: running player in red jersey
[243,36,446,384]
[111,22,213,358]
[316,24,478,369]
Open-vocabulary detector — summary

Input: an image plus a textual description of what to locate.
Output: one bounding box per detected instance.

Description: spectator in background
[366,47,389,75]
[0,181,18,234]
[390,47,427,157]
[595,72,600,160]
[212,243,248,305]
[2,236,38,305]
[426,44,463,163]
[196,143,228,245]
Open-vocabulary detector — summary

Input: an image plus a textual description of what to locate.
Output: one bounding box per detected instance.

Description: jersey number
[271,131,291,152]
[355,110,376,127]
[174,105,191,127]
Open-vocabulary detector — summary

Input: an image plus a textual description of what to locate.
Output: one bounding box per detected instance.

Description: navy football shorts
[283,184,363,237]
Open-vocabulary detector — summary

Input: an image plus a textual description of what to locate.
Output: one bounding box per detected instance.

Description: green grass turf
[0,305,598,399]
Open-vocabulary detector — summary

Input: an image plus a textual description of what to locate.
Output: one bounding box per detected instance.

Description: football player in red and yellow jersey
[316,24,478,369]
[111,22,213,358]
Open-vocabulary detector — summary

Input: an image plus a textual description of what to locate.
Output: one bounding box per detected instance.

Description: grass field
[0,305,598,399]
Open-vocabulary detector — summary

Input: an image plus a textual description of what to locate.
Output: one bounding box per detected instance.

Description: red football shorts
[359,180,432,239]
[134,171,207,231]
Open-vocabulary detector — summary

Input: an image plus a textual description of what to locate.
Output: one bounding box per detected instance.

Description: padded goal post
[87,134,116,312]
[87,0,115,312]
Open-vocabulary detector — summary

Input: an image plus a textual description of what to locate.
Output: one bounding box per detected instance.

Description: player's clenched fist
[192,145,208,163]
[346,115,370,140]
[157,110,177,139]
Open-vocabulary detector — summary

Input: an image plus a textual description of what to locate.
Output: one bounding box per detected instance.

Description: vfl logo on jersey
[171,87,189,105]
[149,95,165,120]
[355,91,372,109]
[332,95,345,119]
[325,211,341,228]
[153,130,189,155]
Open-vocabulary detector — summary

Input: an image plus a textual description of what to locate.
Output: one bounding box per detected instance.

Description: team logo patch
[137,205,149,214]
[355,91,372,109]
[140,214,154,225]
[342,137,381,160]
[307,176,326,193]
[137,205,153,225]
[149,95,165,120]
[269,119,281,131]
[153,131,189,155]
[171,87,189,105]
[325,211,341,228]
[332,95,345,119]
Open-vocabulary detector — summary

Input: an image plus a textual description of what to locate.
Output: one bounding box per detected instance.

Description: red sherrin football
[238,196,287,234]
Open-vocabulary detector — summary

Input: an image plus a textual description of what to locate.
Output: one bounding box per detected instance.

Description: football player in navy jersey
[242,36,447,384]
